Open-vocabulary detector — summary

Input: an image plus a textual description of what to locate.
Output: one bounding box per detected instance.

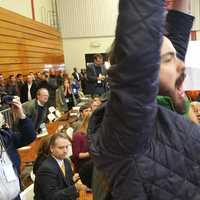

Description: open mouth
[175,73,186,98]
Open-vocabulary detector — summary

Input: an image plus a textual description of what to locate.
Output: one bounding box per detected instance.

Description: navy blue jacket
[0,117,35,200]
[0,117,35,173]
[89,1,200,200]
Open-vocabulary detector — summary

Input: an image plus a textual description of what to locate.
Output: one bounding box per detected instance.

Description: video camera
[0,92,14,105]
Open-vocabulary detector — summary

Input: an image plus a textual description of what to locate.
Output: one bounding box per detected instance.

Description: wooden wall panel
[0,7,64,77]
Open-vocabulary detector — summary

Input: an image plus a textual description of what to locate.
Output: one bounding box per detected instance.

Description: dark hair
[93,54,103,61]
[49,132,68,147]
[37,135,51,156]
[16,74,22,78]
[36,88,48,96]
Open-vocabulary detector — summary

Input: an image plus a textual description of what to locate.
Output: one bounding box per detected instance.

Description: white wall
[57,0,118,73]
[197,31,200,40]
[63,36,114,74]
[57,0,118,38]
[0,0,54,26]
[34,0,53,25]
[0,0,32,18]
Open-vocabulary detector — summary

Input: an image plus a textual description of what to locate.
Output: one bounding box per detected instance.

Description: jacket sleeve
[86,65,97,82]
[165,10,194,61]
[13,117,36,148]
[100,0,165,156]
[93,1,165,199]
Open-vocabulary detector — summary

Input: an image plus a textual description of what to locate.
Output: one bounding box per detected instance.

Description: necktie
[60,162,65,176]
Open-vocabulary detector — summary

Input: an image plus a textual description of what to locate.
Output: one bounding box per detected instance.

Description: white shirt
[53,156,64,168]
[27,83,32,101]
[0,142,20,200]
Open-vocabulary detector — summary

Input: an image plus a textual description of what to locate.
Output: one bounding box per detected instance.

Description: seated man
[0,97,35,200]
[34,132,79,200]
[23,88,49,134]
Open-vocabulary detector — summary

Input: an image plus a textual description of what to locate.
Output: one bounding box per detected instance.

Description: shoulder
[38,156,57,172]
[157,105,200,140]
[87,64,95,69]
[73,132,85,139]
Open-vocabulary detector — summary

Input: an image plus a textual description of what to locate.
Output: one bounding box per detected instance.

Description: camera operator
[0,96,36,200]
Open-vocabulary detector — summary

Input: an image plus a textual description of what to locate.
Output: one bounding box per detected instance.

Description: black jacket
[34,156,78,200]
[20,82,37,103]
[88,1,200,200]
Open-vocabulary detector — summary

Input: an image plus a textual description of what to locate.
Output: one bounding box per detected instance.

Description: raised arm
[165,0,194,61]
[100,0,165,156]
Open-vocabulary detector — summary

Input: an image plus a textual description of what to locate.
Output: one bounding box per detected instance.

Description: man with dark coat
[88,0,200,200]
[86,54,107,96]
[72,67,81,82]
[20,74,37,103]
[34,133,79,200]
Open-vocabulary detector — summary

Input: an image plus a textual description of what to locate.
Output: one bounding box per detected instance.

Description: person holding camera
[0,96,36,200]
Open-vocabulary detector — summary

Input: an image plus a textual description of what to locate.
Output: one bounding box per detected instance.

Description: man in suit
[86,54,107,96]
[34,132,79,200]
[72,67,81,82]
[20,74,37,103]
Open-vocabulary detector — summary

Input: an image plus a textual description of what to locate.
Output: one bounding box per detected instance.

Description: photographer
[0,96,36,200]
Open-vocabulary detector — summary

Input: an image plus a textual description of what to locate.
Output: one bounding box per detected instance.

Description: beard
[159,72,186,114]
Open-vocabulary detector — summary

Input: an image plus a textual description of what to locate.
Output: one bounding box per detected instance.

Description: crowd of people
[1,0,200,200]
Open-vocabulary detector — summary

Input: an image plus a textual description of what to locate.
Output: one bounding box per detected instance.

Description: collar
[37,100,44,107]
[52,155,64,167]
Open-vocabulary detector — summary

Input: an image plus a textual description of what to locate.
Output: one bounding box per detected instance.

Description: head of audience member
[159,36,186,114]
[0,74,5,86]
[63,71,70,80]
[16,74,24,82]
[190,101,200,123]
[29,72,35,80]
[49,133,70,160]
[63,79,71,89]
[80,103,92,119]
[37,135,51,157]
[57,69,64,77]
[94,54,104,66]
[8,75,16,85]
[80,69,85,75]
[36,88,49,106]
[49,68,56,77]
[110,36,186,114]
[73,67,77,73]
[26,74,33,85]
[41,73,49,81]
[36,72,42,80]
[91,97,102,112]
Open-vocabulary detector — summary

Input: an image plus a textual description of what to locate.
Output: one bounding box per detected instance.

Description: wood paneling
[0,7,64,76]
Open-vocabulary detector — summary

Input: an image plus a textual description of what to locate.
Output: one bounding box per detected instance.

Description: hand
[11,97,26,119]
[73,173,80,182]
[165,0,191,14]
[75,181,87,192]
